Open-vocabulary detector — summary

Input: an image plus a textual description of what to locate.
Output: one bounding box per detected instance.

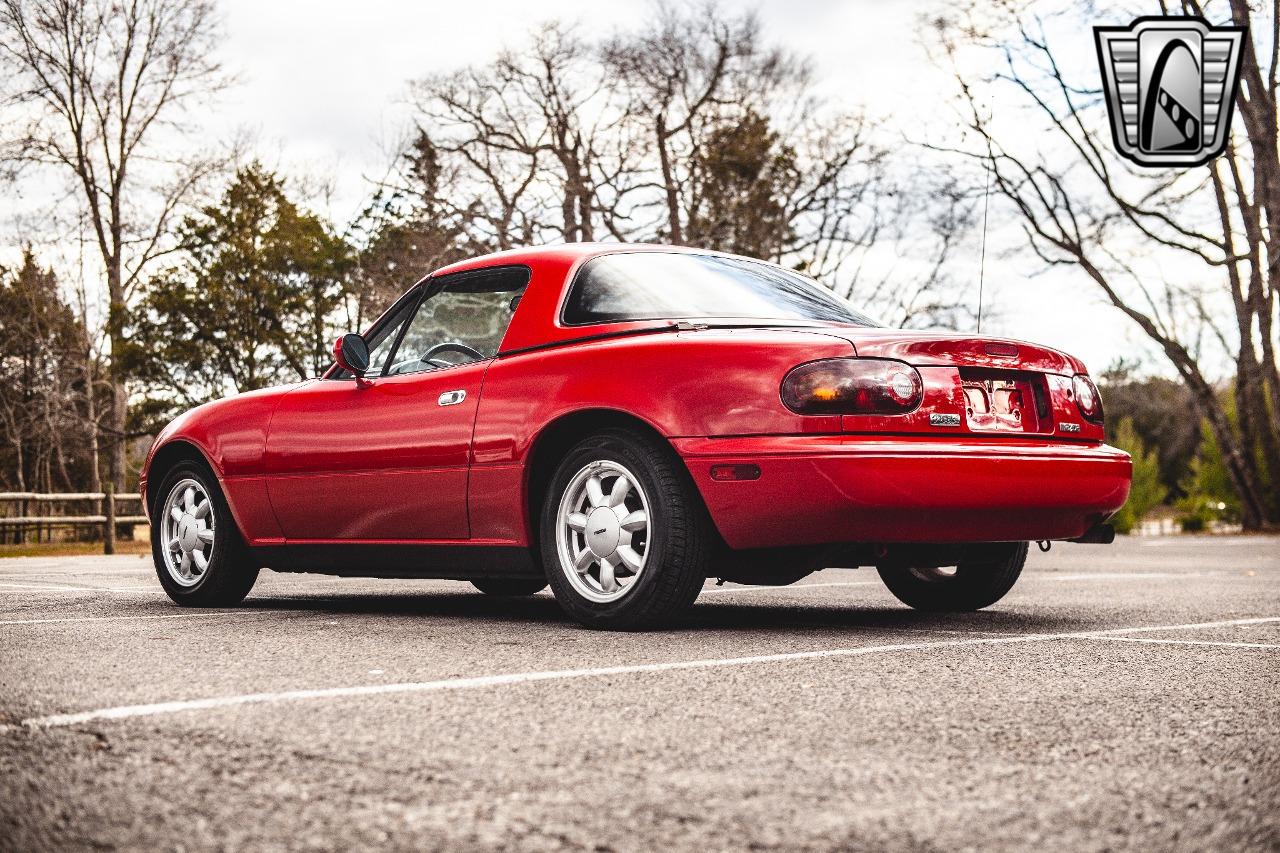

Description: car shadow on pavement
[686,600,1088,635]
[241,587,1088,636]
[244,590,565,625]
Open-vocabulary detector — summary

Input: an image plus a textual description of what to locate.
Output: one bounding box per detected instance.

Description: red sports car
[141,244,1132,629]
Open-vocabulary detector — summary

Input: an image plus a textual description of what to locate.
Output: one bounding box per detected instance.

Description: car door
[264,266,531,542]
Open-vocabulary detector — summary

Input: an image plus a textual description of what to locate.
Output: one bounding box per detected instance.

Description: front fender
[143,382,305,545]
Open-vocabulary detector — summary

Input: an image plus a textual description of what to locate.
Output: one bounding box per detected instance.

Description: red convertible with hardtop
[142,244,1131,629]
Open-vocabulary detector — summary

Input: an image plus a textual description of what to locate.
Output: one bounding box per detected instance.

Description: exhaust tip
[1069,523,1116,545]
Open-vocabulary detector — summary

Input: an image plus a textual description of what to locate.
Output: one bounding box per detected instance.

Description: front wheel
[540,429,712,630]
[877,541,1028,611]
[151,462,260,606]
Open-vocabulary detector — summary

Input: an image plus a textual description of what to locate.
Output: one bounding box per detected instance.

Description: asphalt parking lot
[1,536,1277,852]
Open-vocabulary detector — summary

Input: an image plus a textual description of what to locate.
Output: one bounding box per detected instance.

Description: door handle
[438,390,466,407]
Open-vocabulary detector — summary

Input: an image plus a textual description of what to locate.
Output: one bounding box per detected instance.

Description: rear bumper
[673,435,1132,549]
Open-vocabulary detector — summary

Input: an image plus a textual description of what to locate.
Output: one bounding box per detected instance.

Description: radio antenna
[976,145,992,335]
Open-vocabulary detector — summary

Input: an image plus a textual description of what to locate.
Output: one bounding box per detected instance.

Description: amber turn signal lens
[781,358,924,415]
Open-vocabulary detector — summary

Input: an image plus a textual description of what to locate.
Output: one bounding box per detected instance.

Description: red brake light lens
[782,358,924,415]
[1072,374,1104,424]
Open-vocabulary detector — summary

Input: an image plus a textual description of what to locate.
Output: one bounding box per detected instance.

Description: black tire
[540,429,713,630]
[150,461,260,607]
[470,577,548,596]
[877,541,1028,612]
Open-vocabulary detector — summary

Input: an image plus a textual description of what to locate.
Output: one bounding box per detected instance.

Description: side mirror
[332,334,371,383]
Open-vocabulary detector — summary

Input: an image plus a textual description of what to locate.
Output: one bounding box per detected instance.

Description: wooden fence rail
[0,491,148,553]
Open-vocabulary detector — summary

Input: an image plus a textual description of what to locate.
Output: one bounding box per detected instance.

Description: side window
[331,289,418,380]
[364,308,412,377]
[384,267,529,377]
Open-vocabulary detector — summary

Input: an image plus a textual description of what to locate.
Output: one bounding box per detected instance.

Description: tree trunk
[577,184,595,242]
[13,438,24,492]
[103,479,116,556]
[85,344,101,494]
[1186,380,1266,530]
[1235,346,1280,523]
[656,117,682,244]
[106,247,128,492]
[312,281,324,378]
[560,177,578,242]
[1077,255,1270,529]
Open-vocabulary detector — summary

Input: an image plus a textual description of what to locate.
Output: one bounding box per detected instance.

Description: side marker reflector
[710,464,762,482]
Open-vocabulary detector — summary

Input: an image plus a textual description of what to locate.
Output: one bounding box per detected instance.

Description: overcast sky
[9,0,1171,376]
[216,0,944,217]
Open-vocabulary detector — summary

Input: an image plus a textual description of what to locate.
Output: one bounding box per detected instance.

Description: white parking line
[1036,572,1206,581]
[1138,538,1260,546]
[1087,616,1280,634]
[0,581,160,594]
[0,597,367,626]
[0,611,268,626]
[0,567,150,577]
[1078,636,1280,650]
[5,616,1276,733]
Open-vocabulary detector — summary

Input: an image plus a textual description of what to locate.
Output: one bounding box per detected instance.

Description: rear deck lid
[812,328,1101,441]
[831,328,1084,375]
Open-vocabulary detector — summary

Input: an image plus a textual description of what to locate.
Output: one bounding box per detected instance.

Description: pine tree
[1108,417,1167,534]
[132,165,353,414]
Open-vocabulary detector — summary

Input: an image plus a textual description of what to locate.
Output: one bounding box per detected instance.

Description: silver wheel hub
[555,460,651,603]
[160,478,215,588]
[584,507,621,558]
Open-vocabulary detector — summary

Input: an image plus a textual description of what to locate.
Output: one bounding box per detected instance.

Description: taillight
[1072,374,1104,424]
[781,358,923,415]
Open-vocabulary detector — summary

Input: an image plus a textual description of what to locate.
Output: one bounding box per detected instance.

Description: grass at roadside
[0,540,151,558]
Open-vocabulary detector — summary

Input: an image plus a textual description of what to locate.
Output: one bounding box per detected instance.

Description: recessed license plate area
[957,367,1051,433]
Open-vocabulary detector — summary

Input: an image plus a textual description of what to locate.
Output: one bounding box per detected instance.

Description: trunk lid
[816,327,1100,441]
[831,328,1084,374]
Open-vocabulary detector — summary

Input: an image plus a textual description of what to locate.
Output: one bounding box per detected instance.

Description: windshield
[562,252,880,327]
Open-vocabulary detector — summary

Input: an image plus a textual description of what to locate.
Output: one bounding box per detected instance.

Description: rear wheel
[470,578,547,596]
[540,429,712,630]
[877,541,1028,611]
[151,462,260,606]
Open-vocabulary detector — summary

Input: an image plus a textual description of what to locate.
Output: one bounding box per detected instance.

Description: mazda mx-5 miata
[142,244,1132,629]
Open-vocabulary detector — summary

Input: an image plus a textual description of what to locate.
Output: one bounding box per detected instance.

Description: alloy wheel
[160,478,215,587]
[555,460,651,603]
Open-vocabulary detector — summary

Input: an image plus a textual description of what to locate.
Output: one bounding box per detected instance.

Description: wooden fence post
[104,482,116,555]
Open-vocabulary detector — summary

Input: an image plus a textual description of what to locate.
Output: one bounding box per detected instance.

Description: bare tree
[603,3,801,244]
[837,170,981,330]
[408,58,551,251]
[494,25,619,243]
[347,136,489,322]
[0,250,97,494]
[930,0,1278,528]
[397,4,957,315]
[405,22,640,252]
[0,0,227,489]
